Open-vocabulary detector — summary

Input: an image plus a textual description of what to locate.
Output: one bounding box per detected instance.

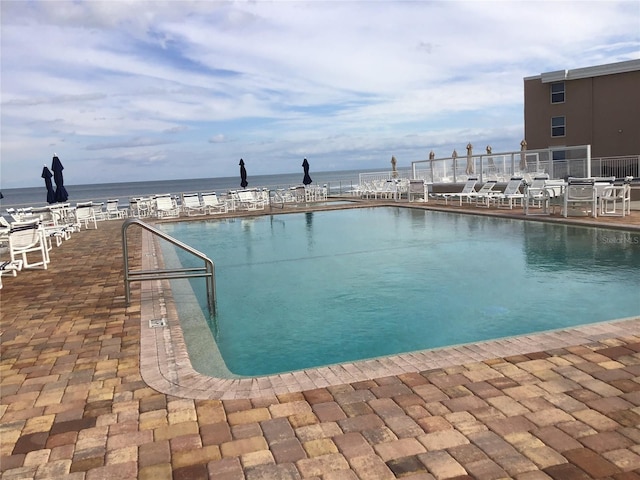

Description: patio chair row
[0,199,114,284]
[273,185,329,205]
[522,175,633,218]
[425,174,634,218]
[0,211,90,287]
[431,176,527,209]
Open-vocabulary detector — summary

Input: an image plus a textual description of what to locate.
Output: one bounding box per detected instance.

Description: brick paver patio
[1,202,639,479]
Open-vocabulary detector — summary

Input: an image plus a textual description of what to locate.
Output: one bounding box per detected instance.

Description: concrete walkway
[1,204,640,479]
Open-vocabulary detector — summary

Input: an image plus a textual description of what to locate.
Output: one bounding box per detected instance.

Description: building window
[551,82,565,103]
[551,116,565,137]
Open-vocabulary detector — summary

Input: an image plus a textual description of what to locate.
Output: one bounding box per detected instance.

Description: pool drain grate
[149,318,167,328]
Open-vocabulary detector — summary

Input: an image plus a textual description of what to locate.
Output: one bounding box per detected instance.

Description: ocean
[0,169,371,212]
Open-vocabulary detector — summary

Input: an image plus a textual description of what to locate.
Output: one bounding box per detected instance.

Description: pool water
[159,207,640,377]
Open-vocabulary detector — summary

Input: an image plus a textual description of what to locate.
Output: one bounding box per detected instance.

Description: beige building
[524,59,640,158]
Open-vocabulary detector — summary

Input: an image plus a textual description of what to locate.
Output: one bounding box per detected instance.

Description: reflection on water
[524,222,640,273]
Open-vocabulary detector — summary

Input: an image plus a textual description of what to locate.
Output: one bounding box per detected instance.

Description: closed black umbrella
[239,158,248,188]
[302,158,312,185]
[41,166,56,204]
[51,154,69,202]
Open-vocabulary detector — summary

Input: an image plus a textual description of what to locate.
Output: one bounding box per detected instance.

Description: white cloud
[1,0,638,187]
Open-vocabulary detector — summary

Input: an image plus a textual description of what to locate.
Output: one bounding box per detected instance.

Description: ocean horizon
[0,168,393,211]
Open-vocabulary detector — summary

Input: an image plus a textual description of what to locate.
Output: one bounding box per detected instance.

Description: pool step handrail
[121,217,216,315]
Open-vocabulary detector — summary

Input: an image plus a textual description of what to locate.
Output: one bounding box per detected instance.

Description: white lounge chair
[105,199,127,219]
[235,190,265,210]
[201,192,228,214]
[599,176,632,217]
[563,178,597,218]
[408,179,428,202]
[155,194,180,218]
[0,259,22,289]
[91,202,107,221]
[75,202,98,229]
[468,180,498,207]
[129,197,153,218]
[436,177,478,205]
[491,176,525,209]
[8,220,49,269]
[181,193,206,216]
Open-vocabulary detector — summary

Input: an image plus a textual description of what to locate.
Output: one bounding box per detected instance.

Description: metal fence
[591,155,640,179]
[410,145,594,183]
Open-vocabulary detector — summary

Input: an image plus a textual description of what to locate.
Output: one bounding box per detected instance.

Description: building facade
[524,59,640,158]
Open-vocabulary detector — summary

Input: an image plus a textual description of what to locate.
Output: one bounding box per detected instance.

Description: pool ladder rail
[121,218,216,315]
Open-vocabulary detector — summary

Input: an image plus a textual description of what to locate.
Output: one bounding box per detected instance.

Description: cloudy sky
[1,1,638,188]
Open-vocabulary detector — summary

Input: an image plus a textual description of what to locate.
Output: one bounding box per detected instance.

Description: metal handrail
[122,218,216,315]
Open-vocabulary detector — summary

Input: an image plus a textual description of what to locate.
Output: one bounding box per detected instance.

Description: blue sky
[1,1,639,188]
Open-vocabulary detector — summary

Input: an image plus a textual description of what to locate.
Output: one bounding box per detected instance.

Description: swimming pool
[158,207,640,377]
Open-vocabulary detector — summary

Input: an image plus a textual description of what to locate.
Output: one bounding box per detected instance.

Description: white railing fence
[411,145,594,183]
[591,156,640,179]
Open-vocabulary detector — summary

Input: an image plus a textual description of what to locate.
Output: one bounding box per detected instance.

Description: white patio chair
[563,178,597,218]
[236,190,265,210]
[435,177,478,205]
[155,194,180,218]
[201,192,229,214]
[408,179,428,202]
[8,220,49,269]
[523,177,565,215]
[0,259,23,289]
[181,193,206,216]
[91,202,107,221]
[105,199,128,219]
[599,176,632,217]
[75,202,98,229]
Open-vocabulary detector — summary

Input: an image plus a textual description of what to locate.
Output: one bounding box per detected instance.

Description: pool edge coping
[138,210,640,400]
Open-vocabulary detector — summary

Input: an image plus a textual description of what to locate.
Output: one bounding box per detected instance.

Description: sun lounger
[155,194,180,218]
[0,259,22,289]
[468,180,498,207]
[435,177,478,205]
[201,192,228,214]
[105,199,128,219]
[491,176,525,209]
[234,190,266,210]
[181,193,206,216]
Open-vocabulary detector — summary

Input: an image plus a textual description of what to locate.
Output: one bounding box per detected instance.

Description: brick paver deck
[1,201,639,479]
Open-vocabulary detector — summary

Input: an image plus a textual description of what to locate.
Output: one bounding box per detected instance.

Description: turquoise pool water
[159,207,640,377]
